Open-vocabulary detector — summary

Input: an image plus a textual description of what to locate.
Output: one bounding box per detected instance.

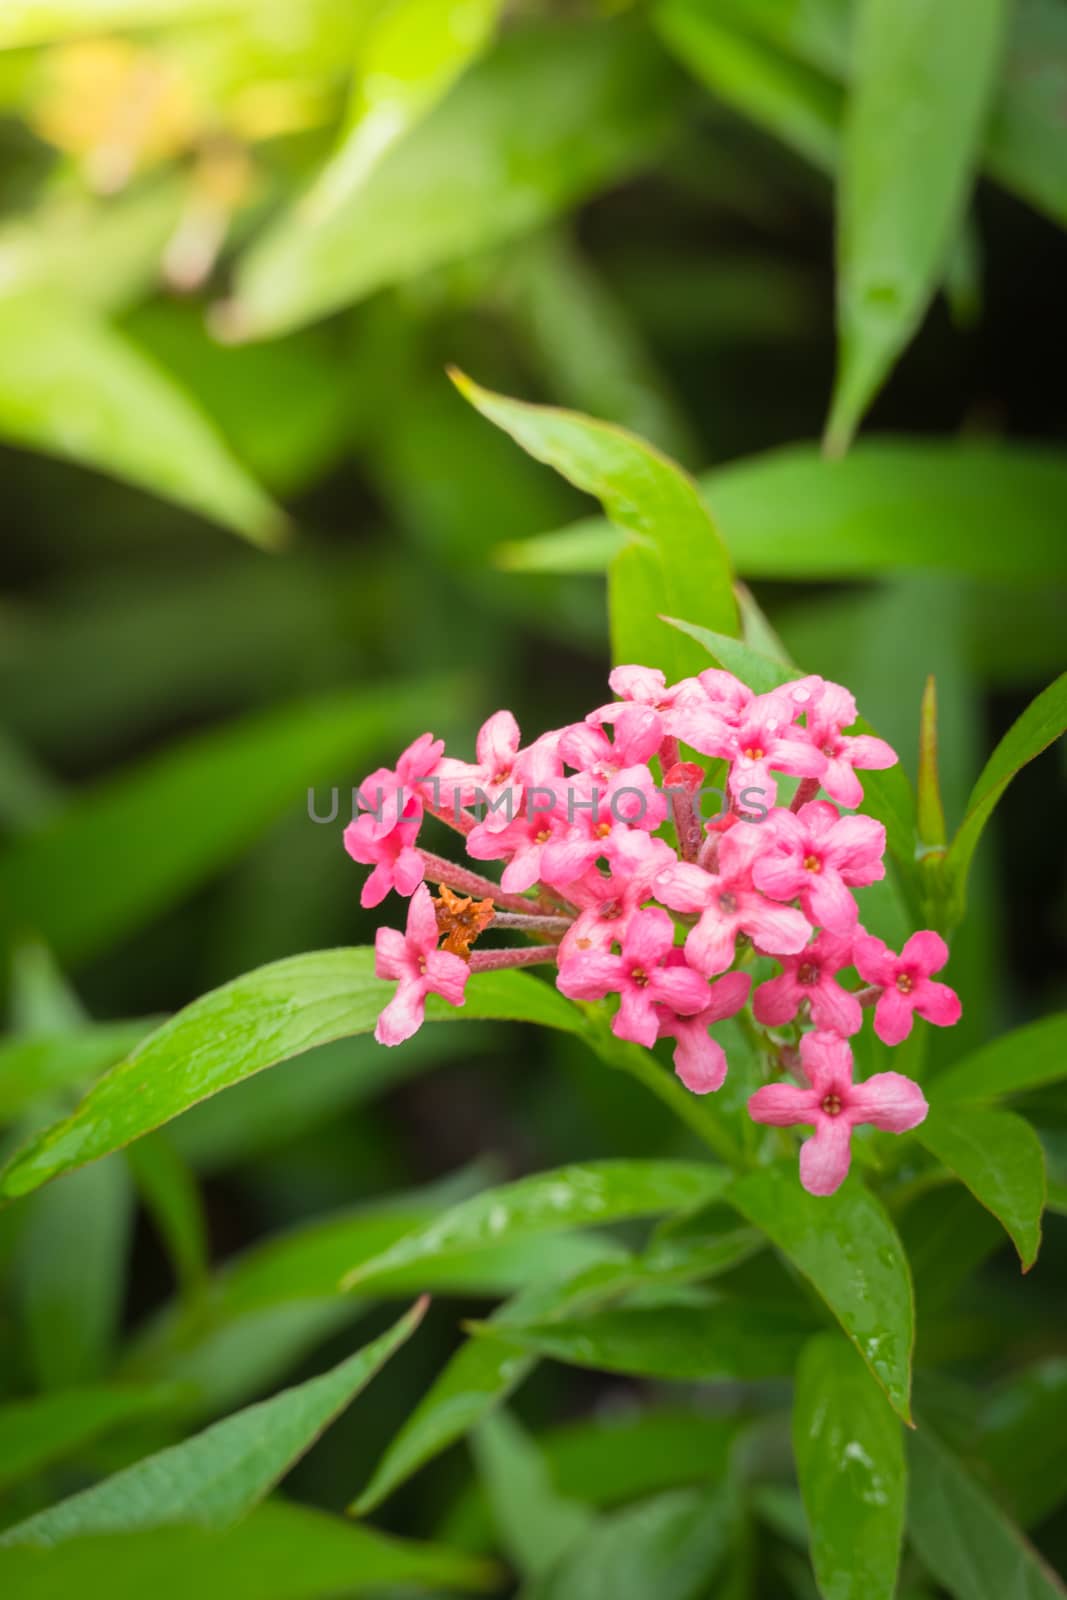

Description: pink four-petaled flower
[752,929,862,1036]
[752,801,885,933]
[656,967,751,1094]
[853,929,962,1045]
[748,1030,928,1195]
[556,906,709,1048]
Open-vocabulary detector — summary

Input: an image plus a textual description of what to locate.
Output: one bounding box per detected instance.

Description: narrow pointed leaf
[452,372,738,679]
[0,951,581,1200]
[907,1424,1066,1600]
[0,292,283,545]
[469,1300,814,1382]
[0,1501,496,1600]
[340,1160,728,1291]
[916,1104,1045,1270]
[793,1332,906,1600]
[728,1166,915,1421]
[0,1383,184,1493]
[472,1410,594,1580]
[826,0,1009,451]
[528,1488,730,1600]
[0,1301,427,1549]
[0,1019,156,1124]
[232,19,681,336]
[945,672,1067,922]
[497,440,1067,583]
[917,675,947,848]
[930,1014,1067,1103]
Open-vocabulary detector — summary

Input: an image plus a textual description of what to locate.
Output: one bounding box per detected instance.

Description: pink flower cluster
[345,666,961,1195]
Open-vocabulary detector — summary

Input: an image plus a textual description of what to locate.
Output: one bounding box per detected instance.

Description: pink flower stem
[468,945,560,973]
[854,984,882,1008]
[660,735,702,863]
[416,849,531,913]
[490,911,574,935]
[790,777,822,813]
[422,797,477,838]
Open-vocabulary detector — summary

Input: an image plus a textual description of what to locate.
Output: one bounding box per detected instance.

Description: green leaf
[827,0,1008,452]
[306,0,503,220]
[0,292,283,546]
[976,0,1067,227]
[916,675,947,849]
[0,1020,155,1124]
[945,672,1067,923]
[0,681,459,967]
[527,1488,730,1600]
[352,1227,754,1514]
[468,1300,814,1382]
[497,440,1067,585]
[452,371,738,679]
[0,951,580,1200]
[728,1166,915,1421]
[657,0,843,174]
[231,18,681,337]
[979,1359,1067,1529]
[14,1154,133,1389]
[793,1331,906,1600]
[907,1424,1066,1600]
[931,1015,1067,1105]
[340,1160,729,1291]
[0,1501,496,1600]
[472,1410,594,1580]
[916,1104,1045,1270]
[0,1301,427,1549]
[126,1134,209,1297]
[0,1383,184,1493]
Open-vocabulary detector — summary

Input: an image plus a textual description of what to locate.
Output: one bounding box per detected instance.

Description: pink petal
[809,979,863,1038]
[807,870,859,935]
[799,1117,853,1196]
[743,899,813,956]
[476,710,520,775]
[375,982,426,1047]
[649,963,710,1016]
[872,987,915,1046]
[393,847,426,898]
[673,1030,728,1094]
[751,849,807,904]
[848,1071,928,1132]
[813,681,857,731]
[914,978,962,1029]
[405,883,440,953]
[901,929,949,975]
[825,815,886,879]
[799,1030,854,1094]
[820,759,864,809]
[753,973,802,1026]
[846,734,898,771]
[852,931,897,988]
[613,987,658,1048]
[374,926,410,981]
[653,861,713,913]
[705,970,751,1021]
[768,735,827,778]
[685,913,739,977]
[609,664,665,702]
[748,1082,819,1127]
[424,949,469,1008]
[556,952,624,1002]
[361,863,391,910]
[622,906,676,970]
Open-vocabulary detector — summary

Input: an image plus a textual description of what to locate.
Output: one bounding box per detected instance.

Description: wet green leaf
[793,1331,906,1600]
[0,952,581,1200]
[728,1166,915,1421]
[340,1161,728,1291]
[916,1104,1045,1270]
[0,1301,427,1548]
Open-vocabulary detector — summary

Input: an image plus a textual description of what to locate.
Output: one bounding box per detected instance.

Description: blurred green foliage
[0,1,1065,1597]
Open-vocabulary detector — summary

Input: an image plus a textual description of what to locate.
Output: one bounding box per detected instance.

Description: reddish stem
[491,911,574,935]
[417,850,531,912]
[790,777,822,813]
[468,945,560,973]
